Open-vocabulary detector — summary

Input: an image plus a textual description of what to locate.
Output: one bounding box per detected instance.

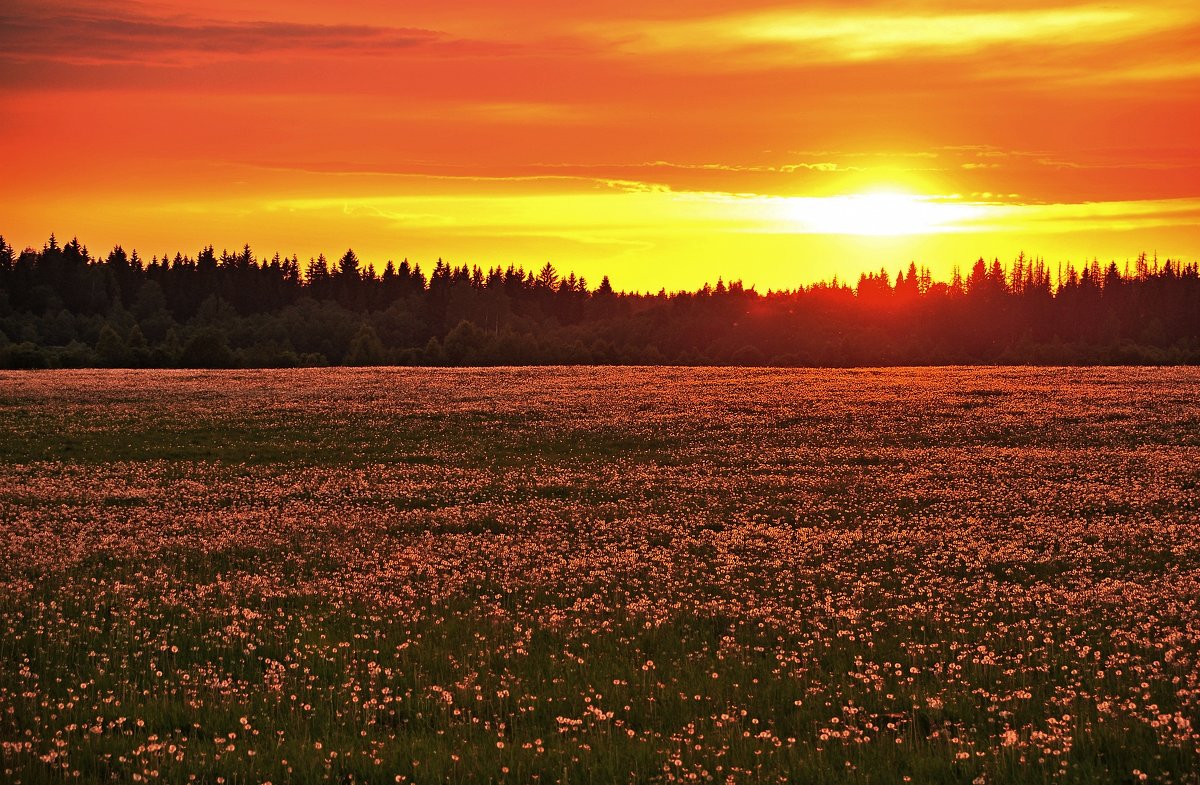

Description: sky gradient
[3,0,1199,291]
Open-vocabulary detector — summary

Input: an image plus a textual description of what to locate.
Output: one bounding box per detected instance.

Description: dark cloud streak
[0,6,490,66]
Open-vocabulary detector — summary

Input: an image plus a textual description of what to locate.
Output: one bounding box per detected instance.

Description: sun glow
[782,191,988,236]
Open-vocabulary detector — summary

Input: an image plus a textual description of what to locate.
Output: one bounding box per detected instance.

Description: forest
[0,234,1197,368]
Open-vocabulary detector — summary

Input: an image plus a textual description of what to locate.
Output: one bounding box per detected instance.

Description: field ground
[1,367,1199,784]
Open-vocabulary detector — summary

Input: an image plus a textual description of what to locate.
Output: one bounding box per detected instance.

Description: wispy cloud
[606,3,1196,67]
[977,197,1200,233]
[524,160,857,175]
[263,186,1200,240]
[237,158,858,195]
[0,4,495,66]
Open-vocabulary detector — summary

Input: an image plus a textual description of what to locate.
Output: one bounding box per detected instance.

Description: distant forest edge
[1,234,1197,369]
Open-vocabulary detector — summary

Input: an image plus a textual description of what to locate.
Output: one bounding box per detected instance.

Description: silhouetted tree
[95,323,131,367]
[345,323,385,366]
[180,328,234,368]
[1,232,1196,368]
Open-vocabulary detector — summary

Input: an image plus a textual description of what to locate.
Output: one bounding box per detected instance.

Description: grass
[1,366,1198,784]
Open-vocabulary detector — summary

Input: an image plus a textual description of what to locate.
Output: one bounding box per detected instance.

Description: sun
[782,189,987,236]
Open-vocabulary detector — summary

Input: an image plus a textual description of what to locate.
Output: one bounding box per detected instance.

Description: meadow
[1,366,1198,784]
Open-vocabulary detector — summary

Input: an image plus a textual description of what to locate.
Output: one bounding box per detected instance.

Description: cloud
[519,160,856,175]
[0,4,486,66]
[260,184,1200,242]
[978,197,1200,233]
[233,157,862,199]
[605,3,1197,68]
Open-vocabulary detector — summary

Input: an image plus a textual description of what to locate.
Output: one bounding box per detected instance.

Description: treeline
[0,234,1197,368]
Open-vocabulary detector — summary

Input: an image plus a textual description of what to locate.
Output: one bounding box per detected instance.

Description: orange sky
[3,0,1199,291]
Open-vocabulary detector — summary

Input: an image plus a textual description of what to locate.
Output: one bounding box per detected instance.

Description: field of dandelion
[1,367,1199,784]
